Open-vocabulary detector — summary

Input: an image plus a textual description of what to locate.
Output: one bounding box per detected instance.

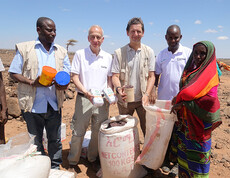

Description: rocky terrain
[0,49,230,178]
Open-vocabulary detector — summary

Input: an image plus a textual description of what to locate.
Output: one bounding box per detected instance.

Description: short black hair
[126,17,144,32]
[166,25,181,35]
[36,17,54,28]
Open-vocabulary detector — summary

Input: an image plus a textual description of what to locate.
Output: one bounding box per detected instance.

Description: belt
[78,92,104,97]
[78,92,85,97]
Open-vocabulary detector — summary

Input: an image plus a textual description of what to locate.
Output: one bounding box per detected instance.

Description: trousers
[68,94,109,165]
[22,103,62,169]
[117,101,146,135]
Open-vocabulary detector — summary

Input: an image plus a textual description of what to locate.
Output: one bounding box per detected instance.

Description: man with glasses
[68,25,113,172]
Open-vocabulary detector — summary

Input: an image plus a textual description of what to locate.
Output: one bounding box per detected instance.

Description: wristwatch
[144,92,149,97]
[116,87,121,94]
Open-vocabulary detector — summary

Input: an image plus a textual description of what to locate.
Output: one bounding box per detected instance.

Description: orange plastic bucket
[39,66,57,86]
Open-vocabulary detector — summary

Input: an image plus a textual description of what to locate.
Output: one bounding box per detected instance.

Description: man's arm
[72,73,93,103]
[112,73,126,101]
[142,71,156,105]
[149,73,160,103]
[10,73,46,87]
[0,72,8,124]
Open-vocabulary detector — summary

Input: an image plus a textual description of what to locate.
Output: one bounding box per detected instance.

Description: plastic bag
[136,100,177,170]
[0,132,36,158]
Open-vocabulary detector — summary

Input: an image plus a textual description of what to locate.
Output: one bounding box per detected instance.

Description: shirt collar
[87,46,103,57]
[127,44,142,52]
[35,38,56,50]
[168,43,183,54]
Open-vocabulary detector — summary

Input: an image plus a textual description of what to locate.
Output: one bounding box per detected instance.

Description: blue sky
[1,0,230,58]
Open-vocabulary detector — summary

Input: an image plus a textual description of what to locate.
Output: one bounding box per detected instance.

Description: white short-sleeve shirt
[0,58,5,72]
[155,44,192,100]
[71,46,112,92]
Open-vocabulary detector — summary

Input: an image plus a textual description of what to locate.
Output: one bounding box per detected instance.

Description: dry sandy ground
[1,50,230,177]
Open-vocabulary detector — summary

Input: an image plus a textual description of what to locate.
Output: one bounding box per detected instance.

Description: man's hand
[149,89,156,105]
[117,87,127,102]
[31,76,54,87]
[84,91,94,104]
[54,82,69,90]
[142,94,149,106]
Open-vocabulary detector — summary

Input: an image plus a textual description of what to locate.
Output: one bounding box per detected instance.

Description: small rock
[224,129,230,134]
[223,155,230,162]
[223,162,230,168]
[220,158,226,163]
[211,152,218,159]
[224,107,230,119]
[215,143,223,149]
[8,115,13,120]
[65,90,74,100]
[7,97,21,118]
[227,97,230,106]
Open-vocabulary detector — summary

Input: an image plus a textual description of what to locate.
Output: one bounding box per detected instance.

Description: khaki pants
[117,101,146,135]
[68,94,109,165]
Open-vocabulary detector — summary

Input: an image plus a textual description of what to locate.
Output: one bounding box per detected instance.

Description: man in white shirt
[68,25,113,172]
[155,25,192,100]
[155,25,191,175]
[0,58,8,144]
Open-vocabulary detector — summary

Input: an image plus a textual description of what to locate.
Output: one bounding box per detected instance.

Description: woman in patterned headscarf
[171,41,222,177]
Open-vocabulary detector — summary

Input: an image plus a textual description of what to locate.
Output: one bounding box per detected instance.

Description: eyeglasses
[89,35,103,41]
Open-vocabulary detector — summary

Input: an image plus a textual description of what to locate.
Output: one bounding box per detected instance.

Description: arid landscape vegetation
[0,49,230,178]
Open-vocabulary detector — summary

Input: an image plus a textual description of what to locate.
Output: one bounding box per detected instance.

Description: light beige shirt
[112,44,155,101]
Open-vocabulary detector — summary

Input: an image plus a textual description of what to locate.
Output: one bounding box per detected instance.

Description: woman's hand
[171,96,177,105]
[170,102,184,114]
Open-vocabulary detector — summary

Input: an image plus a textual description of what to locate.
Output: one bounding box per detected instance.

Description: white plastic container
[103,87,117,104]
[99,115,147,178]
[91,89,104,107]
[136,100,177,170]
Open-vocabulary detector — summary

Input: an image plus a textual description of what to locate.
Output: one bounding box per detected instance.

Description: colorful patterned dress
[174,41,222,177]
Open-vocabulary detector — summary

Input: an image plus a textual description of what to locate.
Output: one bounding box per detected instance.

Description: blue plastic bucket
[55,71,70,86]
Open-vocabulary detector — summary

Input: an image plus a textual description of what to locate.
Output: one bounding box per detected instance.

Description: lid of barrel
[55,71,70,86]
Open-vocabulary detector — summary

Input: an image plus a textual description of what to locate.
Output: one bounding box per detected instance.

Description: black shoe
[91,160,101,172]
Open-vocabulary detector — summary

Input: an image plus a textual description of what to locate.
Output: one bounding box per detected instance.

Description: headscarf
[176,41,219,103]
[176,41,221,141]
